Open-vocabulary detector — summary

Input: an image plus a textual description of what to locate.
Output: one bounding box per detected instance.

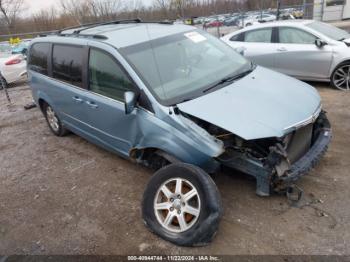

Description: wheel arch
[129,144,220,174]
[330,59,350,90]
[35,91,57,114]
[331,59,350,76]
[130,147,180,164]
[38,98,47,113]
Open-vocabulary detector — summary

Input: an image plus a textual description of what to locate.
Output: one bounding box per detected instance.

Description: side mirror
[315,39,326,48]
[124,91,137,115]
[235,46,246,56]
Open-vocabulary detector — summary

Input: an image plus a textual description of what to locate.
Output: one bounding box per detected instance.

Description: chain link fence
[1,1,350,44]
[197,0,350,37]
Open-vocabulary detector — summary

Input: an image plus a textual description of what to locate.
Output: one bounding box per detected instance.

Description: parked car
[257,13,276,23]
[0,53,27,89]
[28,20,332,246]
[193,17,205,25]
[0,40,31,88]
[0,41,12,54]
[221,20,350,90]
[236,15,257,27]
[279,12,296,20]
[11,39,31,55]
[206,20,223,28]
[292,9,304,19]
[223,15,243,26]
[237,13,276,27]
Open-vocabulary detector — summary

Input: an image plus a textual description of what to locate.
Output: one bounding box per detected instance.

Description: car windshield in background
[0,43,12,54]
[307,21,350,41]
[12,44,27,54]
[121,30,250,105]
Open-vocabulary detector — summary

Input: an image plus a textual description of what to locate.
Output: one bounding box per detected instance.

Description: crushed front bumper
[280,127,332,183]
[219,112,332,196]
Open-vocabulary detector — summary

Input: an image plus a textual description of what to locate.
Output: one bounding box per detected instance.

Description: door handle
[277,47,287,52]
[72,96,83,103]
[86,101,98,109]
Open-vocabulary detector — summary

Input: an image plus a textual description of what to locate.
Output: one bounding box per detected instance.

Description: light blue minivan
[28,19,331,246]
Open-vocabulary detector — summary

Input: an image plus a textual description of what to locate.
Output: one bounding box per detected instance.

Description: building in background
[314,0,350,20]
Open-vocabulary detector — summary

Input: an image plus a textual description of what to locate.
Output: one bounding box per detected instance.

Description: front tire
[142,163,222,246]
[43,103,68,136]
[331,62,350,91]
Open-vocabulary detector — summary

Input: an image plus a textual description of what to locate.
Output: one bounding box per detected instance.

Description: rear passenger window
[245,28,272,43]
[89,49,134,101]
[52,45,83,88]
[28,43,50,75]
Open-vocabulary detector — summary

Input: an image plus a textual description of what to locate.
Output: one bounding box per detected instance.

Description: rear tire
[142,163,222,246]
[43,102,68,137]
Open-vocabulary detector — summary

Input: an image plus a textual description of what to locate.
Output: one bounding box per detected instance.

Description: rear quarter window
[52,44,84,88]
[28,43,50,75]
[230,33,244,42]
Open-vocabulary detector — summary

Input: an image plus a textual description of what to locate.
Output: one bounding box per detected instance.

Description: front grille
[286,124,313,164]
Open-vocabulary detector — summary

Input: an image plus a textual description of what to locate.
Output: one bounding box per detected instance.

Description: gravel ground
[0,82,349,255]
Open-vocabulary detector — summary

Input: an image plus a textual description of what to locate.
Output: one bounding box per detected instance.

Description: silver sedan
[221,20,350,90]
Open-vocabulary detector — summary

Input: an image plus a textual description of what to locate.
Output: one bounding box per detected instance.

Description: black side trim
[138,89,154,113]
[272,27,278,43]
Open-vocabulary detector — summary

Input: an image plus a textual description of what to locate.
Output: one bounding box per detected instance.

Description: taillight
[5,58,22,66]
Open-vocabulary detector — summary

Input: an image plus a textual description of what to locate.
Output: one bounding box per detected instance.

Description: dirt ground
[0,81,349,255]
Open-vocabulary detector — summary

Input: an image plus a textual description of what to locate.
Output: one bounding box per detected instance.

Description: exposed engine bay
[181,110,332,196]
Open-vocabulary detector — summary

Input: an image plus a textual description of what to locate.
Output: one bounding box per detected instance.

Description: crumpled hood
[177,66,321,140]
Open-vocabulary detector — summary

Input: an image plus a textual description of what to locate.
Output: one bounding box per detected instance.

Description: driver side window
[89,49,135,102]
[279,27,316,44]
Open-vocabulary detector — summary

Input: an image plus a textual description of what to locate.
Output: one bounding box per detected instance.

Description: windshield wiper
[203,62,256,93]
[338,37,346,41]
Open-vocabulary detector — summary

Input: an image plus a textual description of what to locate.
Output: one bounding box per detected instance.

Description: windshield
[307,21,350,40]
[120,30,250,105]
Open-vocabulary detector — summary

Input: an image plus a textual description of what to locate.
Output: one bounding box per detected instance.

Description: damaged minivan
[28,19,332,246]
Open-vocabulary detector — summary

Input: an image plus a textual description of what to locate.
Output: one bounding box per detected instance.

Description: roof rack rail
[41,19,174,40]
[57,18,173,35]
[58,18,142,34]
[144,20,174,25]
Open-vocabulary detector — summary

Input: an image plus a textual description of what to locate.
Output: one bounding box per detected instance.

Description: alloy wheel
[46,106,60,132]
[333,65,350,90]
[153,178,201,233]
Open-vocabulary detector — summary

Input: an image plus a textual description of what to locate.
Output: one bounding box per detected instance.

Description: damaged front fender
[129,108,224,169]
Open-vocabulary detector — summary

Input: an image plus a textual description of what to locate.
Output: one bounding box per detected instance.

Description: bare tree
[153,0,172,18]
[33,7,58,32]
[59,0,123,24]
[0,0,311,39]
[60,0,92,24]
[0,0,24,33]
[126,0,145,19]
[87,0,123,20]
